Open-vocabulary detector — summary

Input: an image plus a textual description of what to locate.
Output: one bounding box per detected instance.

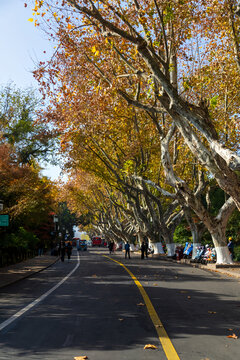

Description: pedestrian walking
[66,242,72,262]
[108,240,114,254]
[38,241,44,256]
[60,241,65,262]
[140,241,146,259]
[125,241,131,259]
[228,237,234,261]
[144,241,149,259]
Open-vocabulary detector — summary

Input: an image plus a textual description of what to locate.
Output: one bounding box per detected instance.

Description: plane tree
[31,0,240,210]
[29,0,240,262]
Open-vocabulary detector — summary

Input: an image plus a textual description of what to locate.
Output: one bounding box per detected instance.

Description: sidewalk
[0,255,59,289]
[150,253,240,279]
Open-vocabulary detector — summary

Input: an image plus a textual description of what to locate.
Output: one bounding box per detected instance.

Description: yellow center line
[104,255,180,360]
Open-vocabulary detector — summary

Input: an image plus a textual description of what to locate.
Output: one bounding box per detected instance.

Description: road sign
[0,215,9,226]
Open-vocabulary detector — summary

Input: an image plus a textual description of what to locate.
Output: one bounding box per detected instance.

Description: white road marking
[0,252,80,332]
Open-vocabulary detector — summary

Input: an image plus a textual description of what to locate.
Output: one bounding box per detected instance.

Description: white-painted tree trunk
[215,246,233,264]
[152,242,165,255]
[130,244,136,251]
[166,243,176,257]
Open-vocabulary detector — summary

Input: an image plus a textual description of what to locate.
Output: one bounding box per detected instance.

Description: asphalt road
[0,248,239,360]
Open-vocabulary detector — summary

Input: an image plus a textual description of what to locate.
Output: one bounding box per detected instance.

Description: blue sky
[0,0,61,180]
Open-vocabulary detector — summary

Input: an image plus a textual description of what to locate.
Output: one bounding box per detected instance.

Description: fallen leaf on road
[74,356,88,360]
[155,324,163,328]
[144,344,158,349]
[227,333,238,339]
[137,302,145,306]
[118,318,124,321]
[208,311,217,314]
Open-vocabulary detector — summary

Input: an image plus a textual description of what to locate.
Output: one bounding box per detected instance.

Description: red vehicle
[92,236,102,247]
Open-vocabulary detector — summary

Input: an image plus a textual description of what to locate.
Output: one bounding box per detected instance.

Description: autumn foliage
[27,0,240,261]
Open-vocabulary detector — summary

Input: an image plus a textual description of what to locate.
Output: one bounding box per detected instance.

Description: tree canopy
[25,0,240,263]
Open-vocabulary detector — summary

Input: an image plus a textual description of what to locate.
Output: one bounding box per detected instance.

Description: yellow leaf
[28,18,34,22]
[67,23,72,30]
[137,302,145,306]
[74,357,88,360]
[144,344,158,349]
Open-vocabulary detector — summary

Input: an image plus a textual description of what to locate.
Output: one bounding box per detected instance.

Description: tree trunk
[166,243,176,257]
[210,229,233,264]
[149,238,165,255]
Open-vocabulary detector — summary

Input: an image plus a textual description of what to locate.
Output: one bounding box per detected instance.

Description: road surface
[0,248,239,360]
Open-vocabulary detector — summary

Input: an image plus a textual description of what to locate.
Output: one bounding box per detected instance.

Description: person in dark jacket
[108,240,114,254]
[144,241,149,258]
[140,241,146,259]
[125,241,131,259]
[66,242,73,262]
[60,241,65,262]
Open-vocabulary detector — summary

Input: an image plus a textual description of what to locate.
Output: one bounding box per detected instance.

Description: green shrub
[233,246,240,262]
[2,227,39,250]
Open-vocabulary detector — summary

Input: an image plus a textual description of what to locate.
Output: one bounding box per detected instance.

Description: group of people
[124,240,149,259]
[108,240,149,259]
[60,241,73,262]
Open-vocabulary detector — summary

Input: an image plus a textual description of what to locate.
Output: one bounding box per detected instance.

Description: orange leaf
[144,344,158,349]
[137,302,145,306]
[227,333,238,339]
[74,356,88,360]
